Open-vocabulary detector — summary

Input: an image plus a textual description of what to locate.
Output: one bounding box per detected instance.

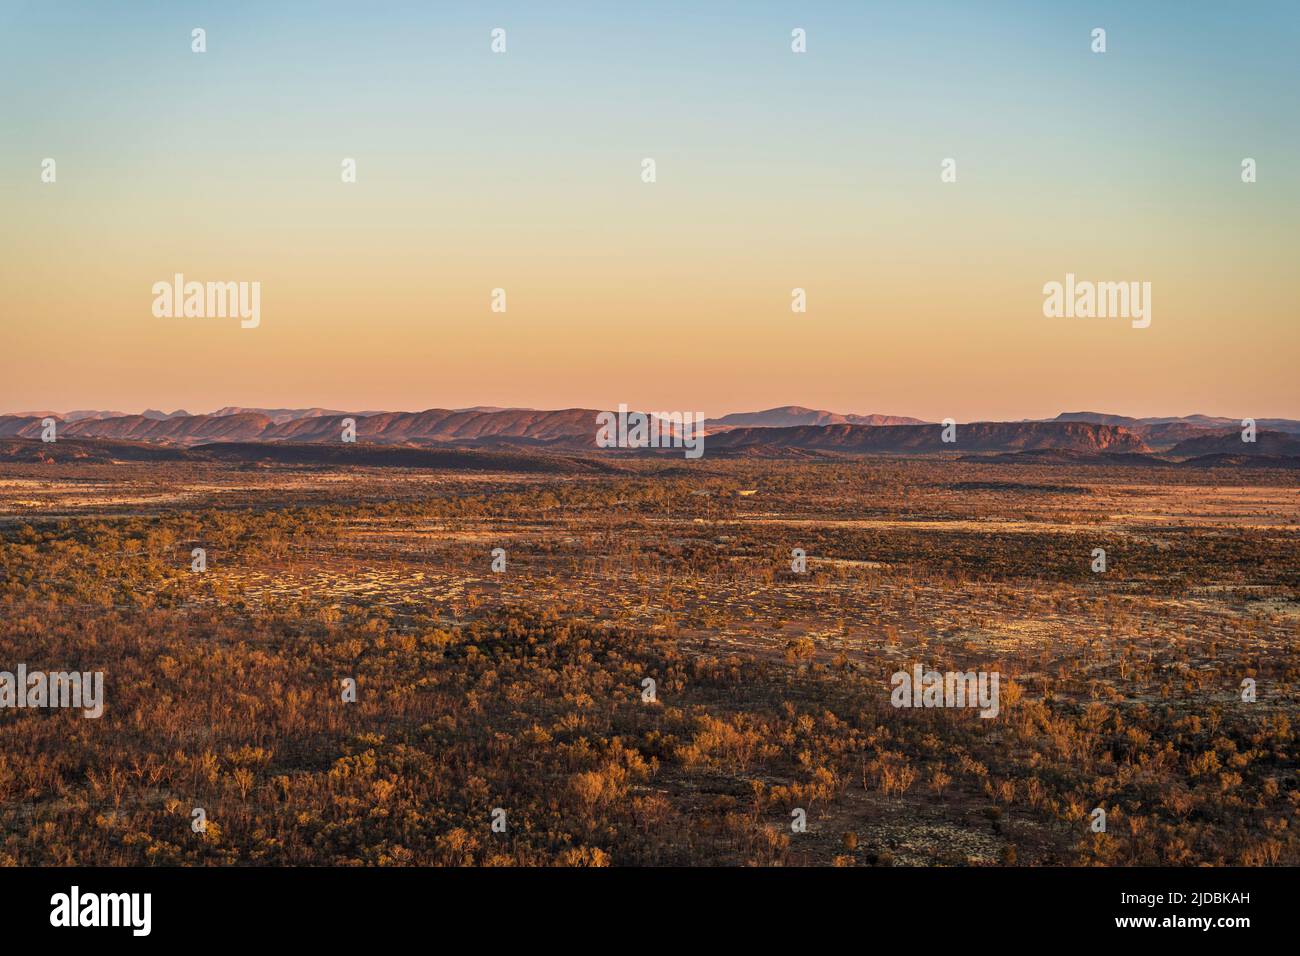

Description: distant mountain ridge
[1048,412,1300,451]
[2,406,1297,459]
[1165,430,1300,458]
[1054,411,1300,431]
[708,421,1150,456]
[0,409,604,447]
[210,407,353,425]
[706,406,926,429]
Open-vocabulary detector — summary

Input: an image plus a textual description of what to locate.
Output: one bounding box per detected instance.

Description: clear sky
[2,1,1297,420]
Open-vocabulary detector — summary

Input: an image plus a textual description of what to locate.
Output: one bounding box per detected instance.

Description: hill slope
[708,421,1149,455]
[707,406,925,429]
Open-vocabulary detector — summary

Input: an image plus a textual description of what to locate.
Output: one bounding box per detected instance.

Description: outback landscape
[0,406,1295,867]
[3,4,1294,940]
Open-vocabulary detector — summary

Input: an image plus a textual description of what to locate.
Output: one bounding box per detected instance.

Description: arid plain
[0,454,1295,866]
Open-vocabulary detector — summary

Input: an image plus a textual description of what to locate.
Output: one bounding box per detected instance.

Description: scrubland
[0,458,1295,865]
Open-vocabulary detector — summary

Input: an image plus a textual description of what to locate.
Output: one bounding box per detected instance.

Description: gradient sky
[2,1,1297,420]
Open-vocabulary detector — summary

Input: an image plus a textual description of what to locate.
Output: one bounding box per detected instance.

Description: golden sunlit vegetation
[0,457,1295,865]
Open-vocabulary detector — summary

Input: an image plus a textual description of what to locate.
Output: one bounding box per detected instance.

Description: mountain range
[0,406,1295,461]
[707,406,925,428]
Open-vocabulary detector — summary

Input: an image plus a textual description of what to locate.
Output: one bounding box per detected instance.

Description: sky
[1,1,1297,421]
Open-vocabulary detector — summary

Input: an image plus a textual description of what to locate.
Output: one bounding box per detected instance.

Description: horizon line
[2,405,1294,424]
